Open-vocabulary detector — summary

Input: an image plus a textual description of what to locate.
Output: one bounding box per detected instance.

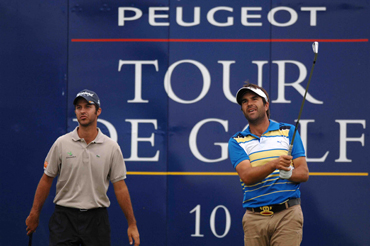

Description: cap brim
[73,96,95,105]
[236,87,268,105]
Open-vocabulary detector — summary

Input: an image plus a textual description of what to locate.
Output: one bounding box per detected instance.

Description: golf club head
[312,42,319,54]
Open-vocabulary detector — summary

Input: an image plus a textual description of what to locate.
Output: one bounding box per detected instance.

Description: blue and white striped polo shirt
[228,120,306,208]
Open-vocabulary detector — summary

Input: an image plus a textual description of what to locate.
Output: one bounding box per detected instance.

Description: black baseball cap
[73,89,101,106]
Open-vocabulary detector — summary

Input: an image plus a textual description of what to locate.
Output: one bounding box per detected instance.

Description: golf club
[280,41,319,179]
[28,233,33,246]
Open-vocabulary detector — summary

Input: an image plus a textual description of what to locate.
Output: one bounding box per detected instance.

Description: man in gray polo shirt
[26,89,140,246]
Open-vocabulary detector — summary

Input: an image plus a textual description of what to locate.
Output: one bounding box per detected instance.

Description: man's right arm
[236,155,292,185]
[25,173,54,235]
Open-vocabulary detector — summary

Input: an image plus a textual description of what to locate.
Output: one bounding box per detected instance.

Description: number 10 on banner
[190,205,231,238]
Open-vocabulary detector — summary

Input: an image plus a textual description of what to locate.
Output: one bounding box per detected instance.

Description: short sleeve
[44,139,62,178]
[109,144,127,183]
[228,137,250,169]
[289,127,306,159]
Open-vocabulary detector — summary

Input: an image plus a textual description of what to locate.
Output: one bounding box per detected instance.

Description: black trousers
[49,205,111,246]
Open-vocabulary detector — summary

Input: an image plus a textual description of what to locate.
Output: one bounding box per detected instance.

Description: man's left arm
[289,157,309,183]
[113,180,140,246]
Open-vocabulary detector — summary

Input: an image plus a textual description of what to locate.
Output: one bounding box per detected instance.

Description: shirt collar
[71,127,80,141]
[243,120,279,137]
[71,127,105,143]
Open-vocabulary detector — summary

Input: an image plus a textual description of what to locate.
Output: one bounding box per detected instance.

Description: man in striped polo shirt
[228,83,309,246]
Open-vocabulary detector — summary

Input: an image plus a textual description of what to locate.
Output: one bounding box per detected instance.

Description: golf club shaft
[28,233,33,246]
[287,52,318,156]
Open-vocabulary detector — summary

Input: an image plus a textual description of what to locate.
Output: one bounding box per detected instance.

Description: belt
[246,198,300,216]
[55,205,105,212]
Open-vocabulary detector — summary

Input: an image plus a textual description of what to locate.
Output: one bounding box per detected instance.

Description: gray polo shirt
[44,127,127,209]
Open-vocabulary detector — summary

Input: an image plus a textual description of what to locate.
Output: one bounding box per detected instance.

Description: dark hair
[240,82,270,119]
[93,104,100,113]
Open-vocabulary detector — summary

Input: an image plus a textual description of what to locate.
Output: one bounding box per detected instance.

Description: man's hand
[275,155,293,171]
[25,212,39,235]
[25,173,54,235]
[128,224,140,246]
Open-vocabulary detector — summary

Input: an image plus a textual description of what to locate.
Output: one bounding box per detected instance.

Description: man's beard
[77,118,94,127]
[244,110,266,125]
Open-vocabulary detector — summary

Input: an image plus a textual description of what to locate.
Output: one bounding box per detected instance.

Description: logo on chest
[66,151,77,159]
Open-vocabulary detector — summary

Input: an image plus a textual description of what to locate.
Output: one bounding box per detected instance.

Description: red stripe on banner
[71,38,369,43]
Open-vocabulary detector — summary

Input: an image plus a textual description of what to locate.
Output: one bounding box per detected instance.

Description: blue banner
[1,1,369,245]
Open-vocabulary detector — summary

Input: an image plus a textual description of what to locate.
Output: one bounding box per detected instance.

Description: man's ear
[265,101,269,111]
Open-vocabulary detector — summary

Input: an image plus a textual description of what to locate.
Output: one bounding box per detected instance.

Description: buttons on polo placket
[259,136,266,148]
[83,151,89,164]
[82,147,89,164]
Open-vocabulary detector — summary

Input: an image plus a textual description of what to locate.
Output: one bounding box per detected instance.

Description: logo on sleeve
[44,161,48,169]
